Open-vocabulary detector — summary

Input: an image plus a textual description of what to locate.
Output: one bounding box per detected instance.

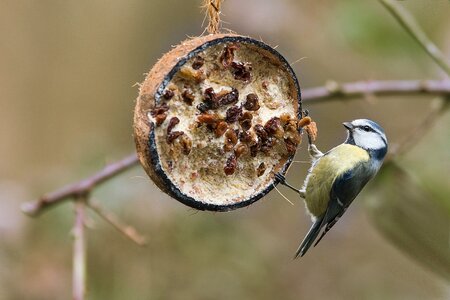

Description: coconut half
[134,34,302,211]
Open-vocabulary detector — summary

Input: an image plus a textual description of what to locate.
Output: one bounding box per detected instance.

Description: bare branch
[379,0,450,76]
[21,79,450,217]
[73,196,87,300]
[21,154,139,216]
[303,79,450,103]
[88,200,147,246]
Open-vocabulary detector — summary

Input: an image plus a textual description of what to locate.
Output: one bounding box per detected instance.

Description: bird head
[343,119,388,159]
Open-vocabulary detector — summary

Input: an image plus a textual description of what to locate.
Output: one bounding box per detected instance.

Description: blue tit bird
[276,119,388,258]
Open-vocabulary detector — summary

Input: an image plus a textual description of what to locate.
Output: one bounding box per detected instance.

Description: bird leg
[274,173,305,198]
[308,143,324,160]
[304,118,323,160]
[274,117,321,199]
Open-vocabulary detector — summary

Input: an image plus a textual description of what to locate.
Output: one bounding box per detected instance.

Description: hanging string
[203,0,223,34]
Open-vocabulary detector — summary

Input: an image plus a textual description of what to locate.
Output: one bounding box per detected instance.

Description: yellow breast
[304,144,369,217]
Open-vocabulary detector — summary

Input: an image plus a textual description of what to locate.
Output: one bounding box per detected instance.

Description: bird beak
[343,122,353,130]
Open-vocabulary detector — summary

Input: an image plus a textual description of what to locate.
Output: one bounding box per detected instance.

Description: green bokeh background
[1,1,449,299]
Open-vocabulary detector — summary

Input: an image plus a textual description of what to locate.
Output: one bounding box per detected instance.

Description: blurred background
[1,0,450,299]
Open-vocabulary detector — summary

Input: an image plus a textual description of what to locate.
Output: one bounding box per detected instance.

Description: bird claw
[274,173,304,197]
[274,173,287,184]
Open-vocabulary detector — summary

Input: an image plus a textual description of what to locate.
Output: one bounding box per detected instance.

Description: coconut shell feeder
[133,2,303,211]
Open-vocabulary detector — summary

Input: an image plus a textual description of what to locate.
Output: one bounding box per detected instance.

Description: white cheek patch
[354,132,385,150]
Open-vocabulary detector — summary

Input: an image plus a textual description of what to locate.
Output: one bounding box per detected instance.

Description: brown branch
[302,79,450,103]
[21,79,450,217]
[73,196,87,300]
[21,154,139,217]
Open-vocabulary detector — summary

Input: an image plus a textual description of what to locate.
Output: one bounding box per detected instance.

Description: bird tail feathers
[294,216,324,258]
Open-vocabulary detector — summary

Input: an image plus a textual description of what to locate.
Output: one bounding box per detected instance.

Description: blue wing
[313,162,373,247]
[295,162,374,257]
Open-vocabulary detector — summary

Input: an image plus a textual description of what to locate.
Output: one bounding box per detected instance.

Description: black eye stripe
[357,125,373,132]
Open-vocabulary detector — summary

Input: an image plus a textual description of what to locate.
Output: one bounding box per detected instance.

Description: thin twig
[88,200,147,246]
[21,154,139,216]
[379,0,450,76]
[302,79,450,103]
[73,196,87,300]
